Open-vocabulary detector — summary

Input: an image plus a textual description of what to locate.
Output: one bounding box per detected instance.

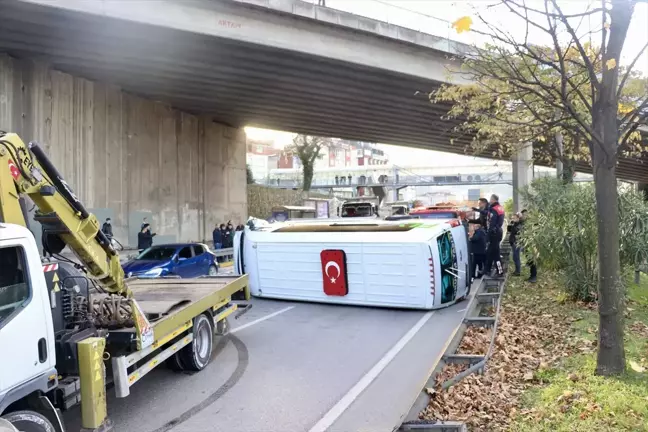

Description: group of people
[468,194,505,279]
[102,217,246,257]
[212,222,244,261]
[467,194,537,283]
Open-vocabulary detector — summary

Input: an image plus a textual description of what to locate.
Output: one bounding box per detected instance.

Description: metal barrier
[212,248,234,258]
[399,246,511,431]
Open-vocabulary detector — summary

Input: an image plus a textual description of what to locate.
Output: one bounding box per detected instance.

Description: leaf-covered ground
[421,271,648,431]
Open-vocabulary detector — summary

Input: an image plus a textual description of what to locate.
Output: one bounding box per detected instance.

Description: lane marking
[230,306,295,333]
[308,311,435,432]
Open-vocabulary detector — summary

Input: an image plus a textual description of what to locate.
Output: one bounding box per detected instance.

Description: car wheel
[208,265,218,276]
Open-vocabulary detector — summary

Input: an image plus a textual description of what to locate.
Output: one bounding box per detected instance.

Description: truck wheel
[2,410,55,432]
[180,313,214,372]
[166,352,186,372]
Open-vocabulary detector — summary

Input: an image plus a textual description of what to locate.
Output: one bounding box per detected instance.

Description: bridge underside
[1,1,646,183]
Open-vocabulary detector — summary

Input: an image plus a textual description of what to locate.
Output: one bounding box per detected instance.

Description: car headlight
[143,267,164,277]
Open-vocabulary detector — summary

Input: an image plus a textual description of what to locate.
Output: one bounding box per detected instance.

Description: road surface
[62,281,473,432]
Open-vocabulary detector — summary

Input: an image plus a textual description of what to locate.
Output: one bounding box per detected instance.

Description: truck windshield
[0,246,30,325]
[341,204,373,217]
[137,247,177,261]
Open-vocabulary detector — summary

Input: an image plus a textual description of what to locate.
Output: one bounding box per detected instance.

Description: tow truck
[0,132,250,431]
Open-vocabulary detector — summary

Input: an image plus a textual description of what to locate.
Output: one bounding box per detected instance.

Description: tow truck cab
[0,223,61,430]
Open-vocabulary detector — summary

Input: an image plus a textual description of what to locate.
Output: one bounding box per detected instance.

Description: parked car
[122,243,218,278]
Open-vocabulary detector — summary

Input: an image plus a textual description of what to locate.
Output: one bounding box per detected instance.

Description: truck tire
[166,352,186,372]
[180,313,214,372]
[2,410,55,432]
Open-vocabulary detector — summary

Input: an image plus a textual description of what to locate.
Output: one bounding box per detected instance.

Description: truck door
[0,238,55,394]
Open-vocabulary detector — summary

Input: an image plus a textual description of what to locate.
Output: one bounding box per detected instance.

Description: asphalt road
[63,285,473,432]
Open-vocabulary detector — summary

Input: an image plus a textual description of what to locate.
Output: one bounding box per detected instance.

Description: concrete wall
[0,54,246,247]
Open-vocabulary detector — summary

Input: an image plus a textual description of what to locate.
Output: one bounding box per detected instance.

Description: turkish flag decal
[320,249,349,296]
[7,160,20,180]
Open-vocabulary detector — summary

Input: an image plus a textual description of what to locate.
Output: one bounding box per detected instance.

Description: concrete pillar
[511,143,533,212]
[0,54,247,246]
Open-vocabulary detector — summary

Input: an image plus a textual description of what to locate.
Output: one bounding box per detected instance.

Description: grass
[506,271,648,432]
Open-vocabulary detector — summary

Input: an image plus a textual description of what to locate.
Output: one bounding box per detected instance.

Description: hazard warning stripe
[42,263,59,272]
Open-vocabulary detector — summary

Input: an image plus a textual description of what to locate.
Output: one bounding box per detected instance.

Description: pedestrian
[468,198,489,227]
[469,222,487,279]
[348,174,352,184]
[227,221,236,259]
[102,218,113,238]
[485,194,505,277]
[212,223,223,251]
[137,224,156,252]
[335,175,339,185]
[508,212,523,276]
[520,209,537,283]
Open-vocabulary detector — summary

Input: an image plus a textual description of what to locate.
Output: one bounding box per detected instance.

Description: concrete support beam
[511,143,533,212]
[0,54,247,247]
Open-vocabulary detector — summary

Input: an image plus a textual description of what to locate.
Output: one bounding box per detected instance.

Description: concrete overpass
[0,0,645,245]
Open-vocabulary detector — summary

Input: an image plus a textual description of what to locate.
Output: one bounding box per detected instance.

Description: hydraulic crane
[0,132,127,296]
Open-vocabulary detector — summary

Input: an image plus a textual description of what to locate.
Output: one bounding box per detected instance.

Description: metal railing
[299,0,455,45]
[399,245,511,431]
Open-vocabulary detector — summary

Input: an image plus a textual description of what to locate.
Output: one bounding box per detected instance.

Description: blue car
[123,243,218,279]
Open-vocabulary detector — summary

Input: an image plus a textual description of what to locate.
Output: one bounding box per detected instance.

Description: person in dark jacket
[468,198,489,227]
[137,224,156,252]
[101,218,113,238]
[485,194,505,276]
[225,221,234,260]
[508,213,523,276]
[469,223,487,279]
[520,209,537,283]
[213,224,223,250]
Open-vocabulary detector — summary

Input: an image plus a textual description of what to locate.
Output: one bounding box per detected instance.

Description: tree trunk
[561,158,575,184]
[591,0,634,376]
[592,156,625,375]
[302,164,314,192]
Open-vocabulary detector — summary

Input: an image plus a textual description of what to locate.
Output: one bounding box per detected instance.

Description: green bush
[520,178,648,301]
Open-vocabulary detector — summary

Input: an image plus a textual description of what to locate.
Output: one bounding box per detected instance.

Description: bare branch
[506,0,603,18]
[617,41,648,98]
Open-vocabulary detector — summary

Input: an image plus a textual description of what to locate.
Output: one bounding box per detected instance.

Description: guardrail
[212,248,234,258]
[398,245,511,431]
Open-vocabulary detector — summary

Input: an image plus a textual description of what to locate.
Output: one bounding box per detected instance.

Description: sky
[248,0,648,167]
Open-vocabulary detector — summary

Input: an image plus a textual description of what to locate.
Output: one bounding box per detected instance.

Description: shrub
[520,178,648,301]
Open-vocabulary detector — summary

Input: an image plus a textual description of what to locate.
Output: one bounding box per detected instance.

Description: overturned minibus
[234,219,470,309]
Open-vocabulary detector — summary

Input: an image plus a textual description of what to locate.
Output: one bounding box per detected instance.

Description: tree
[287,135,327,192]
[246,164,255,185]
[440,0,648,375]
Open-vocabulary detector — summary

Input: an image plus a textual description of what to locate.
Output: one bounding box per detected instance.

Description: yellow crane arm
[0,132,128,296]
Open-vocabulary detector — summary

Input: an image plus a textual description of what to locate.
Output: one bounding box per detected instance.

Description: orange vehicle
[409,202,469,221]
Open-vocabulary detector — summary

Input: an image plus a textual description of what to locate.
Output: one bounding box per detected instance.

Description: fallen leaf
[452,16,473,34]
[606,58,617,70]
[568,373,579,382]
[629,360,645,373]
